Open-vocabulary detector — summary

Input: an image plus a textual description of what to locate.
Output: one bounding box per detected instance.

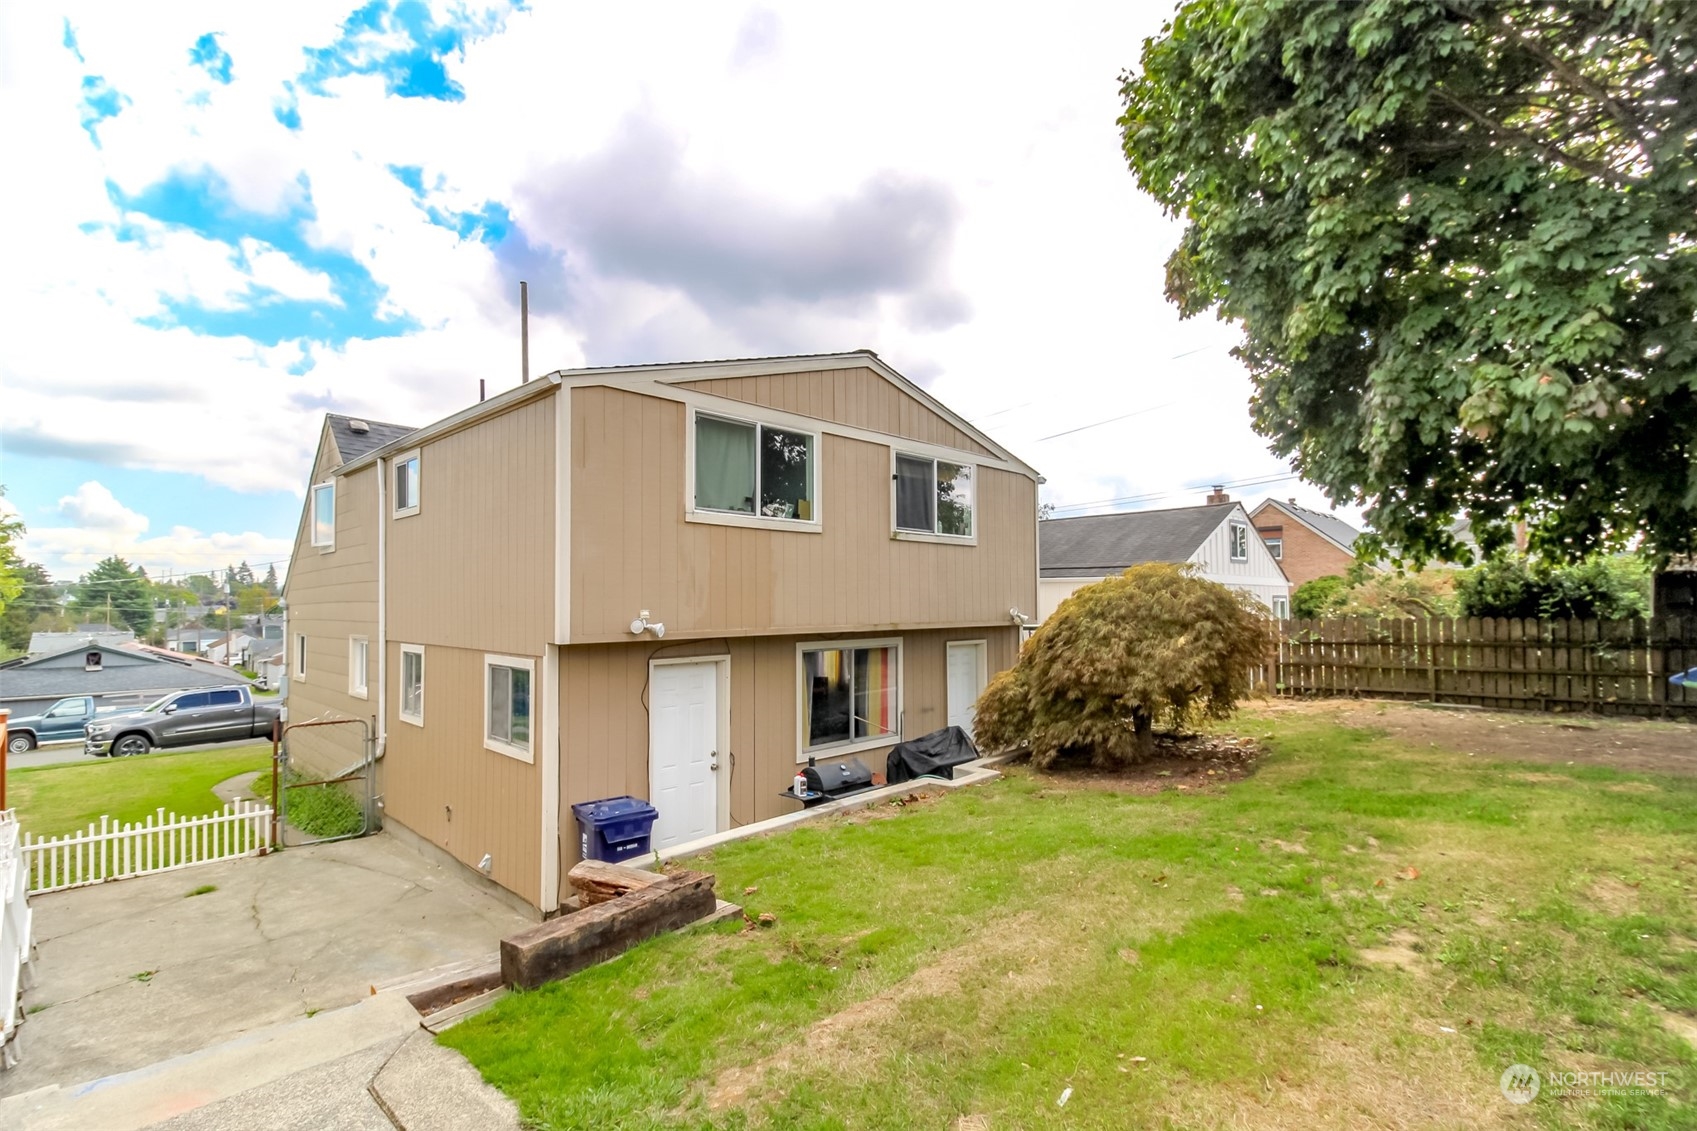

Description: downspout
[375,456,388,768]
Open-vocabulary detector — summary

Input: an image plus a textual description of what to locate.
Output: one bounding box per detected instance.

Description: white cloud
[20,481,291,583]
[2,0,1365,549]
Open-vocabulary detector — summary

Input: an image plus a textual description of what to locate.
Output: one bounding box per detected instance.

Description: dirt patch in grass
[1585,876,1644,916]
[1018,733,1267,795]
[1264,698,1696,775]
[1355,929,1426,973]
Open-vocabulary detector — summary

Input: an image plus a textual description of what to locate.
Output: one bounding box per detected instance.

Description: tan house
[283,352,1039,913]
[1248,498,1368,591]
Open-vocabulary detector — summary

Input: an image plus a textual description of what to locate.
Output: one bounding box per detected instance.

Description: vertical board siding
[571,386,1037,641]
[1275,617,1697,718]
[557,626,1021,902]
[387,396,555,656]
[285,440,379,773]
[382,642,542,902]
[1186,512,1291,609]
[674,367,999,457]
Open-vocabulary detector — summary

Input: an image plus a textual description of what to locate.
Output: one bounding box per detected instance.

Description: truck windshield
[141,694,173,713]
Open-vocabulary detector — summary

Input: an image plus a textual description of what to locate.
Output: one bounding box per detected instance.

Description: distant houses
[0,641,257,717]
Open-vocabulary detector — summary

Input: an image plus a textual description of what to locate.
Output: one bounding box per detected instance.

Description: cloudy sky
[1,0,1355,585]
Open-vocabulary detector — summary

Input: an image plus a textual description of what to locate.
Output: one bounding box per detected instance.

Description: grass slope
[9,744,271,838]
[444,711,1697,1130]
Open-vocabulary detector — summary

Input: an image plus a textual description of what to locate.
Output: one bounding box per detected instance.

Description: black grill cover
[886,726,980,785]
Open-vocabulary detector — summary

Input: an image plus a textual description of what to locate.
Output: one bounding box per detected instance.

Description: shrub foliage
[976,564,1268,768]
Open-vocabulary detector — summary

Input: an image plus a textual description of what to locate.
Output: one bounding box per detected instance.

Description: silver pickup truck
[85,685,282,757]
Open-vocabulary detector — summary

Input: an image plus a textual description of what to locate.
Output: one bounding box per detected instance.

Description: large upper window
[694,413,816,522]
[799,642,899,759]
[311,483,336,548]
[399,644,424,726]
[393,451,420,517]
[485,655,534,761]
[895,454,974,538]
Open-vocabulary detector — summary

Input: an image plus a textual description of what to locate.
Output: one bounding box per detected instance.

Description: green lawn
[8,744,272,838]
[443,709,1697,1130]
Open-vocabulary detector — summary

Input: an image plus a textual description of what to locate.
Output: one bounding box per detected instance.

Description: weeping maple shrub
[976,564,1270,768]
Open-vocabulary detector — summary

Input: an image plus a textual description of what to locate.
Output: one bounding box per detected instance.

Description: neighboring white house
[1038,496,1291,621]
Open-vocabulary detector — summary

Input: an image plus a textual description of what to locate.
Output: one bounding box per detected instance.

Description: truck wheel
[111,734,151,758]
[6,733,35,755]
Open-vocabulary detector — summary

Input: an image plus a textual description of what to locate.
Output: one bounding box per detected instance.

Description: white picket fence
[2,810,31,1068]
[20,800,274,895]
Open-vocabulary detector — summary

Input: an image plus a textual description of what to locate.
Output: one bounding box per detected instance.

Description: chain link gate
[271,718,376,847]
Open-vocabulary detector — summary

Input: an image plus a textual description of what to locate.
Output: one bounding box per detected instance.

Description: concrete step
[369,1030,521,1131]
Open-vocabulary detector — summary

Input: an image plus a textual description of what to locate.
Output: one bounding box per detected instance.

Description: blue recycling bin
[572,796,659,863]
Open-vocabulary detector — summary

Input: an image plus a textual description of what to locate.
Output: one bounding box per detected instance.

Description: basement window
[484,654,534,762]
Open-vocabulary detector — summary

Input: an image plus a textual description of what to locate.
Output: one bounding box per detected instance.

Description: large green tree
[1121,0,1697,565]
[0,562,58,652]
[0,488,24,618]
[68,556,153,634]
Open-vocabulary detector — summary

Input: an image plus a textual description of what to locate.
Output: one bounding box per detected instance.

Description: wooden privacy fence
[20,800,274,895]
[1276,616,1697,718]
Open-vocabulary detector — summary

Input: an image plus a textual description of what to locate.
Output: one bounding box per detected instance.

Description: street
[5,736,272,772]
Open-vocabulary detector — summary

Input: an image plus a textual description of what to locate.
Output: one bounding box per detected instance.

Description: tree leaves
[1121,0,1697,564]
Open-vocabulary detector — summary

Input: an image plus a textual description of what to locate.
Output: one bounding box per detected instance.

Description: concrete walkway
[0,833,530,1127]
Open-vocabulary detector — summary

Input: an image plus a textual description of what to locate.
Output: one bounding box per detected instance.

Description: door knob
[709,750,719,770]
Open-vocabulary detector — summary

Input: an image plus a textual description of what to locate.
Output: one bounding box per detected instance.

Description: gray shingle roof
[327,413,417,464]
[1040,503,1235,578]
[1257,499,1364,553]
[0,644,252,703]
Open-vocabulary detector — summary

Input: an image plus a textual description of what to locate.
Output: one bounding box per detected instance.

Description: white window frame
[1272,596,1290,619]
[794,636,903,763]
[483,653,535,763]
[392,449,421,519]
[294,633,307,681]
[348,636,369,699]
[310,482,336,550]
[683,404,823,534]
[1229,521,1249,562]
[890,450,979,545]
[398,643,425,726]
[1265,536,1283,560]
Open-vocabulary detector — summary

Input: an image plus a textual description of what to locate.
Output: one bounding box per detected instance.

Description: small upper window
[295,634,308,679]
[895,454,975,538]
[694,413,816,522]
[393,452,420,517]
[1265,537,1283,560]
[1229,522,1249,561]
[84,651,103,672]
[311,483,336,548]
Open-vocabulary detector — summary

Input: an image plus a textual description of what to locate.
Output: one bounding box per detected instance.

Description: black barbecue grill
[781,757,875,807]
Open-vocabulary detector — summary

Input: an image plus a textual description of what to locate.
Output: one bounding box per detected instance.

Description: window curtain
[852,647,895,740]
[696,417,756,513]
[895,455,934,531]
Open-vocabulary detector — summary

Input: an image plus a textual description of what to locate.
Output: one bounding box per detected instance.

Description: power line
[1033,399,1188,443]
[1046,471,1303,516]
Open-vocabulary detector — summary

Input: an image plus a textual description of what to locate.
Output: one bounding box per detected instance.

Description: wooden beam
[501,870,718,990]
[566,859,669,906]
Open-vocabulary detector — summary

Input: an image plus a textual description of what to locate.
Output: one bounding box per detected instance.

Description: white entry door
[649,661,721,850]
[946,641,987,738]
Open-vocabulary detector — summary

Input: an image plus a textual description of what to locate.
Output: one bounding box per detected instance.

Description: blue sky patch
[62,19,84,62]
[189,33,234,83]
[273,82,302,130]
[105,169,417,348]
[299,0,514,102]
[78,76,129,147]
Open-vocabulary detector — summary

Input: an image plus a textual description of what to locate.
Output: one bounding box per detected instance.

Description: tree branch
[1431,88,1619,183]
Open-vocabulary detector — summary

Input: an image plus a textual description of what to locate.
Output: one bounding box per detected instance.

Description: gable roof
[28,629,135,655]
[1251,498,1364,557]
[1040,502,1240,578]
[326,413,417,465]
[0,642,253,702]
[332,351,1039,482]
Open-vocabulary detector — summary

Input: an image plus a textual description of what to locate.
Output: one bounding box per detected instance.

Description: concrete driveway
[0,833,530,1105]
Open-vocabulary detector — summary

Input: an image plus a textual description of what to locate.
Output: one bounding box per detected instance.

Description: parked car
[84,685,282,758]
[5,696,127,754]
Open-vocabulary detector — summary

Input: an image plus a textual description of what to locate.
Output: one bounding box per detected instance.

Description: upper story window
[694,412,816,523]
[393,451,421,518]
[311,482,336,548]
[295,633,308,680]
[894,454,975,539]
[1229,522,1249,561]
[1265,537,1283,560]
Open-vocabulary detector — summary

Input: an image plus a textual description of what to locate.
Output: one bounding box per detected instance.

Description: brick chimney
[1205,485,1229,505]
